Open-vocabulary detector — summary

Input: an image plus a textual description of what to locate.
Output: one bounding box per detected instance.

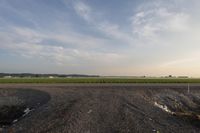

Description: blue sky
[1,0,200,76]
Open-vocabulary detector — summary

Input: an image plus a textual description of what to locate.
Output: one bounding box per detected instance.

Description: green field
[0,77,200,83]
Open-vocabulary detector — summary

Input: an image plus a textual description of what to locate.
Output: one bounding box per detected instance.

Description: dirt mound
[151,89,200,128]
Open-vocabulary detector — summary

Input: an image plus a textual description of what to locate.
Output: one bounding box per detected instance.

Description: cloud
[72,1,134,45]
[1,0,200,75]
[0,26,125,67]
[131,6,190,43]
[129,0,200,53]
[125,0,200,76]
[160,51,200,68]
[73,1,92,22]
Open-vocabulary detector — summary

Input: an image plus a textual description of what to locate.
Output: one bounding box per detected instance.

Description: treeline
[0,73,100,78]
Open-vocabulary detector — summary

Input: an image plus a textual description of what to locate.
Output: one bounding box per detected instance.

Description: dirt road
[0,84,200,133]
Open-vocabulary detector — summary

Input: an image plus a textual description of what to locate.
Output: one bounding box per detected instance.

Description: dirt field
[0,84,200,133]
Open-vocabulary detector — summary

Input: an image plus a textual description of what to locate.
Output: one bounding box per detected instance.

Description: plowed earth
[0,84,200,133]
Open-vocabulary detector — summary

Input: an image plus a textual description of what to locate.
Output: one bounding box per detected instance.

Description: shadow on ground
[0,88,50,127]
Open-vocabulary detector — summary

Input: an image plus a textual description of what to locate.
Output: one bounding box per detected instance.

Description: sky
[1,0,200,76]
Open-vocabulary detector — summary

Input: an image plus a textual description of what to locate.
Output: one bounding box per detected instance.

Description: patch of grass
[0,77,200,83]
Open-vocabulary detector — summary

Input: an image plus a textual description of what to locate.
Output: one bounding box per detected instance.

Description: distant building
[49,76,54,79]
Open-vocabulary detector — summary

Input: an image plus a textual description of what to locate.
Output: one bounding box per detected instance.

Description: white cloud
[2,0,200,75]
[0,26,125,67]
[72,1,134,45]
[131,7,190,42]
[62,0,200,76]
[73,1,92,22]
[111,0,200,76]
[51,32,110,49]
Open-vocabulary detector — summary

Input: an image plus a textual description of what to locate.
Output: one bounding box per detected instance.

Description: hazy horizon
[1,0,200,76]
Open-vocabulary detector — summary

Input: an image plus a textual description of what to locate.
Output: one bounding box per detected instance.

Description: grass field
[1,77,200,83]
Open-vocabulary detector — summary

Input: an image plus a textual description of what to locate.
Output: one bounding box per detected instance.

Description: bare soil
[0,84,200,133]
